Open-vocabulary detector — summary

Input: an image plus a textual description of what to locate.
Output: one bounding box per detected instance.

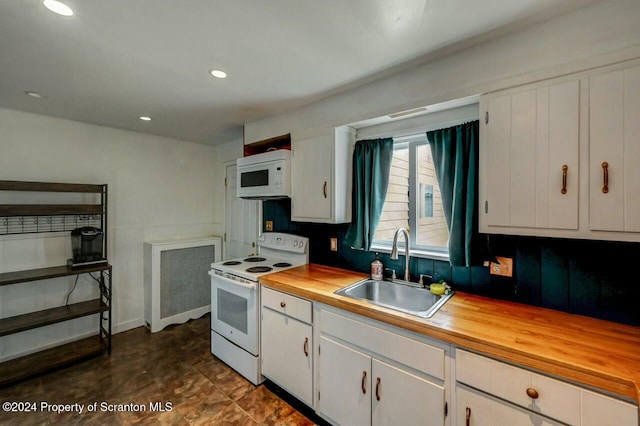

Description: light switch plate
[330,237,338,251]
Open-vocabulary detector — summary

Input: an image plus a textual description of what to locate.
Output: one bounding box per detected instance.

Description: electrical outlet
[330,237,338,251]
[490,256,513,277]
[265,220,273,231]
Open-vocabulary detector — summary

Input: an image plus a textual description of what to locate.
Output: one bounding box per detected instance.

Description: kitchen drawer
[262,286,312,324]
[456,384,564,426]
[456,349,639,426]
[320,308,444,380]
[456,349,579,424]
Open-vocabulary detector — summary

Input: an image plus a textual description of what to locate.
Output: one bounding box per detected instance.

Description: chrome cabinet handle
[561,165,568,194]
[602,162,609,193]
[303,337,309,357]
[361,371,367,394]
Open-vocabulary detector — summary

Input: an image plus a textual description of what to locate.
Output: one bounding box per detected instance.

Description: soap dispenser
[371,252,383,280]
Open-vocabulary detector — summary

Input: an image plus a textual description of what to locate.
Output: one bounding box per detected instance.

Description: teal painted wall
[263,199,640,326]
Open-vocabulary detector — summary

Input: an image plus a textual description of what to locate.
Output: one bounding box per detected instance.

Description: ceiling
[0,0,599,146]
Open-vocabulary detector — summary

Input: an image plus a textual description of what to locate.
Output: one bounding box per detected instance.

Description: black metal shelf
[0,180,112,386]
[0,299,109,337]
[0,180,104,193]
[0,264,110,287]
[0,336,107,387]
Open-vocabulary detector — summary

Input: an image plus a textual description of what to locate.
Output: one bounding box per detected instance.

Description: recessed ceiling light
[139,116,152,121]
[209,69,227,79]
[25,91,46,99]
[43,0,74,16]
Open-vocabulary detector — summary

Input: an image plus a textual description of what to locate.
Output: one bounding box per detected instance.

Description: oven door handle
[210,271,257,291]
[227,280,257,291]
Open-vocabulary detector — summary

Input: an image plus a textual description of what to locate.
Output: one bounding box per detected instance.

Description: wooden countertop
[260,264,640,404]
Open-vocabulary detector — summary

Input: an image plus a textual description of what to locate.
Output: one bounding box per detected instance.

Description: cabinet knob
[280,301,286,308]
[526,387,539,399]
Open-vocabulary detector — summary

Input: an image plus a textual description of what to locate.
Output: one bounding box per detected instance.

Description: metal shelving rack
[0,180,112,387]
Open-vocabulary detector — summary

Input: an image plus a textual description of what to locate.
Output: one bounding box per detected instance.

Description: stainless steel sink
[334,279,453,318]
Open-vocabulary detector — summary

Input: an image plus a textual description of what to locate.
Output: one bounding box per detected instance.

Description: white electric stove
[209,232,309,385]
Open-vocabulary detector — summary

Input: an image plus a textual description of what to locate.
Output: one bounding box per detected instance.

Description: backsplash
[263,199,640,326]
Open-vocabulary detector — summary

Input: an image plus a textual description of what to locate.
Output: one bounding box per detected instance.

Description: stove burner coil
[222,261,242,266]
[246,266,273,273]
[244,257,266,262]
[273,262,292,268]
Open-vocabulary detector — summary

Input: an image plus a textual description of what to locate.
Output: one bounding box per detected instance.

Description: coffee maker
[70,226,105,266]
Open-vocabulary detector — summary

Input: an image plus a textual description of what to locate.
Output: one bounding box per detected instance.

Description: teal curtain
[344,138,394,251]
[427,121,480,267]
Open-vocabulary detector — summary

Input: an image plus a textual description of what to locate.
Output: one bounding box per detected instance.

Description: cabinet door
[317,336,371,426]
[456,385,563,426]
[261,308,313,406]
[589,65,640,232]
[291,134,333,221]
[581,388,639,426]
[482,79,579,231]
[372,358,444,426]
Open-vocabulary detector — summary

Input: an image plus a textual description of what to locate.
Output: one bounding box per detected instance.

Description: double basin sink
[335,278,453,318]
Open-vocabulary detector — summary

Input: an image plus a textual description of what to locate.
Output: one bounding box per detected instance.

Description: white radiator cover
[144,236,222,332]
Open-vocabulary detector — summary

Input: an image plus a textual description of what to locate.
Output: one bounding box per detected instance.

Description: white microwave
[236,150,291,200]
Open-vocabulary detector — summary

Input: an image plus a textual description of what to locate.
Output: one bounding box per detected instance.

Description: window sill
[369,243,450,263]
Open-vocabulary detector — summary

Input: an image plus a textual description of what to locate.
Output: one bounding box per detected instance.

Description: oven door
[210,271,259,355]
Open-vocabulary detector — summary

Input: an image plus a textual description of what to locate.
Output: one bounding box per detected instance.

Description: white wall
[245,0,640,142]
[0,108,231,360]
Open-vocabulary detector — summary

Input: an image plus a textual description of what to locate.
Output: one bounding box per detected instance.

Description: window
[373,134,449,258]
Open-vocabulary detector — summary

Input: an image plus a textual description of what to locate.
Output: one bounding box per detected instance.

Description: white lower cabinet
[456,385,562,426]
[317,306,448,426]
[260,287,313,406]
[318,336,371,426]
[371,357,444,426]
[455,349,639,426]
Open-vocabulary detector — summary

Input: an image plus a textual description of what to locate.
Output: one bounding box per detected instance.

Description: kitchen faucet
[390,228,411,282]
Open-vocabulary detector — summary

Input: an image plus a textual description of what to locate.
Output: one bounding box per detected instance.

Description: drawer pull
[466,407,471,426]
[602,161,609,193]
[323,181,327,198]
[526,387,539,399]
[561,164,568,194]
[280,301,286,308]
[361,371,367,394]
[375,377,381,401]
[303,337,309,357]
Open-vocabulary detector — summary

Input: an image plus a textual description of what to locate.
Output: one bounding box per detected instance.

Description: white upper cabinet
[291,126,355,223]
[480,58,640,242]
[480,78,580,232]
[589,64,640,233]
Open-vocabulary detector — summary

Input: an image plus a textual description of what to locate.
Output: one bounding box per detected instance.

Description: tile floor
[0,314,322,425]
